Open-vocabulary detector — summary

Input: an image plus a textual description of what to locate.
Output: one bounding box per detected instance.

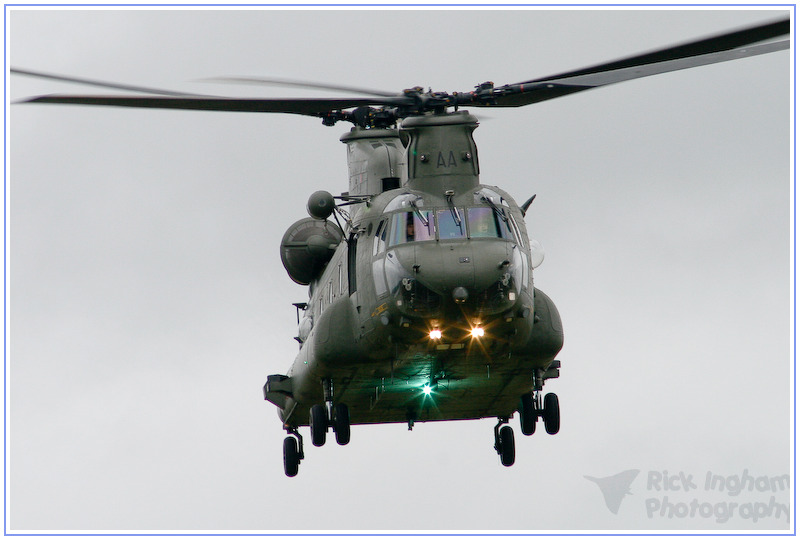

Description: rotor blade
[524,17,788,83]
[488,39,789,107]
[17,94,410,117]
[10,67,208,97]
[204,76,398,97]
[488,17,790,107]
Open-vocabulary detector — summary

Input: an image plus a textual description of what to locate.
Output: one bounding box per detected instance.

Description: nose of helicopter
[384,238,520,317]
[416,238,514,294]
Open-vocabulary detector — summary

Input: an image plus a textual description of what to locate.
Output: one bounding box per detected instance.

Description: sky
[6,6,794,534]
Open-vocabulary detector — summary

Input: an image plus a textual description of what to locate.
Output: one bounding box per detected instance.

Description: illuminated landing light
[422,384,433,395]
[429,329,442,340]
[471,327,485,338]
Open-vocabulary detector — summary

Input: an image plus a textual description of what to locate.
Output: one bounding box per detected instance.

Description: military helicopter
[13,16,789,478]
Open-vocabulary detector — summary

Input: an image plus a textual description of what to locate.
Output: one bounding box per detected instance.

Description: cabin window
[474,187,509,207]
[436,209,466,239]
[373,258,388,297]
[388,211,434,246]
[384,193,420,213]
[347,234,358,294]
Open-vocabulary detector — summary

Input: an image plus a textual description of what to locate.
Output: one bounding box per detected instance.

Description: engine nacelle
[280,218,344,285]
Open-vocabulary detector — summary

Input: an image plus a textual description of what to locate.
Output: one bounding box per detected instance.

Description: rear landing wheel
[519,393,536,436]
[310,404,328,447]
[333,403,350,445]
[543,392,560,434]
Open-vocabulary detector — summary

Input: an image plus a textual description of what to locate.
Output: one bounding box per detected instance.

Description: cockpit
[382,204,522,246]
[369,189,532,319]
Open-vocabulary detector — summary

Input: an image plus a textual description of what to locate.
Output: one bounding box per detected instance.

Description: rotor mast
[401,112,480,195]
[339,111,481,199]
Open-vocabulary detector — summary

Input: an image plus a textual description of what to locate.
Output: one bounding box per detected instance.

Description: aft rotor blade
[489,17,790,107]
[10,67,207,97]
[205,76,398,97]
[18,94,409,117]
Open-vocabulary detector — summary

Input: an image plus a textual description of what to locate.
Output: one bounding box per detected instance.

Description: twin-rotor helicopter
[13,16,790,477]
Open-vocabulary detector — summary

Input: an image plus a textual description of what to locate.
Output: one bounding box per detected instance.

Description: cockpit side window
[506,213,523,245]
[499,212,515,241]
[373,219,387,255]
[388,211,434,246]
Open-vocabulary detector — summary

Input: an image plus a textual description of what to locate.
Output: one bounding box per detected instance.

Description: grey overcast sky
[7,6,793,533]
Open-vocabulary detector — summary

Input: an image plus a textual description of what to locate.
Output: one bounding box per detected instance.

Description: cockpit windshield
[388,211,435,246]
[384,205,520,245]
[467,206,514,240]
[437,209,466,239]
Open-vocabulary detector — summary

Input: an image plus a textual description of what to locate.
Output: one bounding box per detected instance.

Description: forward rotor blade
[10,67,207,97]
[18,94,409,117]
[524,17,789,83]
[205,76,398,97]
[489,17,790,107]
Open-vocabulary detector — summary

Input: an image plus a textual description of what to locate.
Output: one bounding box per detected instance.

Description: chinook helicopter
[13,16,790,478]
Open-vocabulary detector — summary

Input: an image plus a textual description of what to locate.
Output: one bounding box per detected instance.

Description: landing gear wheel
[519,393,536,436]
[543,392,560,434]
[310,404,328,447]
[283,436,300,477]
[333,403,351,446]
[499,425,515,467]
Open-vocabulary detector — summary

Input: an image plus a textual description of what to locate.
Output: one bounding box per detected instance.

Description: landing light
[422,384,433,395]
[429,329,442,340]
[470,327,485,338]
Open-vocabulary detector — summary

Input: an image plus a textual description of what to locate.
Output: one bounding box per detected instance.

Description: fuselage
[269,111,563,428]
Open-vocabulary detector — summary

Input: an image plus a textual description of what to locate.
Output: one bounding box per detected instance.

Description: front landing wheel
[283,437,300,477]
[498,425,515,467]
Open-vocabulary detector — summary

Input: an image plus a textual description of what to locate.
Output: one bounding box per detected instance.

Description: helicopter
[12,16,790,479]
